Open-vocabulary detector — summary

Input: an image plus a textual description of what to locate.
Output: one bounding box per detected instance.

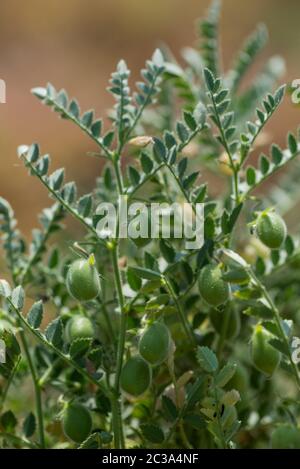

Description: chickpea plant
[1,0,300,450]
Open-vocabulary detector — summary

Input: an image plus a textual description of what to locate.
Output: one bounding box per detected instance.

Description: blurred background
[0,0,299,237]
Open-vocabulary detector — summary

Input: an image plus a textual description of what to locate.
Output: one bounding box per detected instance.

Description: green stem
[242,145,300,201]
[177,125,205,153]
[38,356,62,387]
[164,163,196,214]
[111,245,126,449]
[239,100,283,169]
[231,171,239,207]
[110,393,122,449]
[111,247,126,390]
[213,386,227,449]
[20,204,63,284]
[35,95,113,160]
[169,364,192,449]
[20,154,104,242]
[0,356,21,411]
[216,306,231,359]
[209,91,239,206]
[0,432,39,449]
[222,145,300,240]
[18,328,45,448]
[124,67,163,145]
[10,249,50,448]
[127,163,164,198]
[97,273,117,345]
[163,276,196,346]
[112,155,124,195]
[165,404,187,444]
[7,298,109,396]
[100,300,117,345]
[248,269,300,390]
[8,206,64,449]
[129,125,206,206]
[109,152,127,449]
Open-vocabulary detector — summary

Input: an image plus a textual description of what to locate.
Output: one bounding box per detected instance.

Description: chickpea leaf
[27,301,43,329]
[197,346,218,373]
[141,423,165,444]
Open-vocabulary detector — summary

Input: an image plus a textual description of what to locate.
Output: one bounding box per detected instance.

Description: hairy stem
[38,356,62,388]
[209,91,239,205]
[213,386,227,449]
[248,269,300,390]
[109,155,127,449]
[0,432,39,449]
[110,243,126,449]
[163,276,196,346]
[216,306,231,359]
[0,356,21,411]
[7,298,109,395]
[18,328,45,448]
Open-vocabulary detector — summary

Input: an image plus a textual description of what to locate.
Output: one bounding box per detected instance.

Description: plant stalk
[110,152,127,449]
[111,244,127,449]
[18,328,46,448]
[249,269,300,390]
[163,276,196,346]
